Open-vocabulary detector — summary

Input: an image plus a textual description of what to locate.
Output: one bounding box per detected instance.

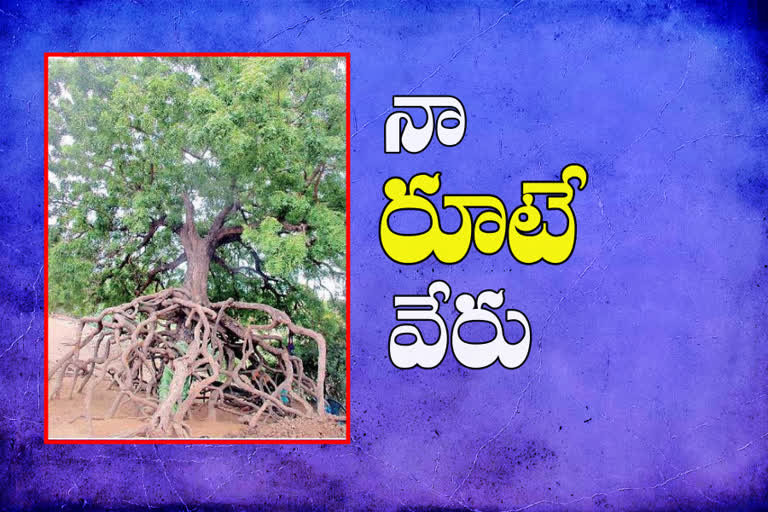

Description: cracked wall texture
[1,0,767,510]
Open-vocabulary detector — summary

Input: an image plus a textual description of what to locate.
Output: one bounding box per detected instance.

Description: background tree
[48,56,347,405]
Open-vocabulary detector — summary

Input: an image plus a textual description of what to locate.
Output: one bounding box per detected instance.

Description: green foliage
[242,219,308,278]
[49,56,347,400]
[158,366,191,412]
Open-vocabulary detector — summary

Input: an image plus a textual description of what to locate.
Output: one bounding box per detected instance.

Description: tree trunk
[179,193,215,304]
[183,237,210,304]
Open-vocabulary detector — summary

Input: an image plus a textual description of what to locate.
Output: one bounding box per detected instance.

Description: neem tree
[47,56,346,437]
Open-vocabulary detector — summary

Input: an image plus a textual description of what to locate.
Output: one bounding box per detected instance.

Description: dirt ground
[47,315,345,440]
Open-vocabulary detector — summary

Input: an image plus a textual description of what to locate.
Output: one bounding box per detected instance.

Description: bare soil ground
[47,315,345,440]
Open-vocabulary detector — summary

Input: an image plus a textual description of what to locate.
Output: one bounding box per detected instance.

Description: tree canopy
[48,56,347,399]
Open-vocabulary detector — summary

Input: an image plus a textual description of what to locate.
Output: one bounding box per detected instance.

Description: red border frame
[44,52,351,445]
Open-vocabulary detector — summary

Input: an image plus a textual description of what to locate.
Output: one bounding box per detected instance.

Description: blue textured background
[2,1,768,510]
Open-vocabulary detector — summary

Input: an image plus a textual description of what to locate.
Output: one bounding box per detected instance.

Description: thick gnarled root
[49,288,328,438]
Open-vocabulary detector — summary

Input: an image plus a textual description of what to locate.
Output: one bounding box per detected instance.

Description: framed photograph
[45,53,350,443]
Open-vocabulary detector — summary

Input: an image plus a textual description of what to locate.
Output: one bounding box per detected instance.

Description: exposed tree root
[48,288,330,438]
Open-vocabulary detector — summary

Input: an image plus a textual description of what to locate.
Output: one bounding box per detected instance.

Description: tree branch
[212,251,281,299]
[137,254,186,294]
[213,225,245,247]
[309,257,344,278]
[206,201,240,243]
[181,193,197,238]
[280,220,308,233]
[117,215,167,269]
